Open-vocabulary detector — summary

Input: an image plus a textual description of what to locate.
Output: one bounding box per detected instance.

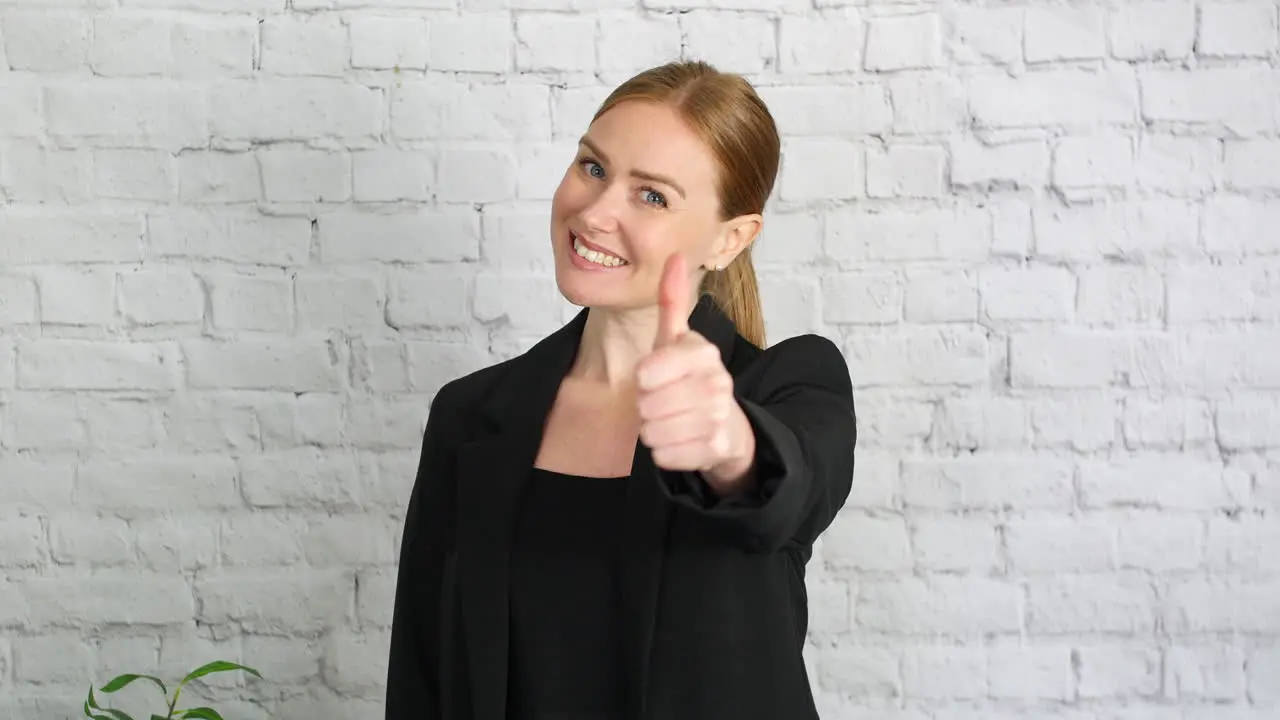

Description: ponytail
[701,246,765,348]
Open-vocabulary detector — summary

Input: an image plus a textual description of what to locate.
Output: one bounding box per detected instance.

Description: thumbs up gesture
[636,254,756,486]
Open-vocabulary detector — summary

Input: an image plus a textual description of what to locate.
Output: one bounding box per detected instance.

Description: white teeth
[572,234,627,268]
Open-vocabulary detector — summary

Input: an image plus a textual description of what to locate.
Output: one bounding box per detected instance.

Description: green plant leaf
[178,708,225,720]
[87,686,102,711]
[101,674,168,696]
[151,716,169,720]
[97,709,136,720]
[180,661,262,685]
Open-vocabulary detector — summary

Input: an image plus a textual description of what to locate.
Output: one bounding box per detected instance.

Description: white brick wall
[0,0,1278,718]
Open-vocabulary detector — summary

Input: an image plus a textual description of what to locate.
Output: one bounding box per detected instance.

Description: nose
[578,181,624,235]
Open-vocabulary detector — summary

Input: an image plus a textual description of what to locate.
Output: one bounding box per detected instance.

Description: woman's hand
[635,254,757,495]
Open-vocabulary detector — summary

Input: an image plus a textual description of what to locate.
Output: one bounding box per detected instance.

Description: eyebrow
[579,136,687,199]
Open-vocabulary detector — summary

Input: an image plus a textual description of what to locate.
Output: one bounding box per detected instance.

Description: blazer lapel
[452,295,739,720]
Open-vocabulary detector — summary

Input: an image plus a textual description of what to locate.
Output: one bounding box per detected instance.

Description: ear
[706,213,762,270]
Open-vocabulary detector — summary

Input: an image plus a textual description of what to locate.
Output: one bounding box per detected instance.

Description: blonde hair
[591,61,780,348]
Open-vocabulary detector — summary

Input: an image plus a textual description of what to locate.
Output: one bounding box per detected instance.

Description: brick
[350,15,427,70]
[323,628,392,694]
[901,646,985,700]
[597,14,680,74]
[1217,394,1280,451]
[49,514,132,566]
[392,80,552,141]
[1225,139,1280,190]
[210,81,381,143]
[0,516,43,568]
[867,144,945,198]
[1203,198,1280,256]
[177,151,261,203]
[162,395,260,453]
[865,14,941,70]
[1164,645,1247,700]
[946,7,1022,65]
[856,576,1021,636]
[45,82,209,149]
[0,274,37,326]
[0,458,75,510]
[1024,5,1106,62]
[821,514,911,571]
[778,139,863,201]
[35,266,114,326]
[760,277,822,341]
[1247,648,1280,701]
[318,210,480,263]
[758,84,892,136]
[352,339,410,393]
[428,15,512,73]
[150,210,310,265]
[260,13,347,77]
[2,10,89,71]
[220,514,304,566]
[1078,646,1161,698]
[1135,135,1220,196]
[987,645,1073,700]
[258,146,352,203]
[1029,393,1117,451]
[1053,134,1135,190]
[388,267,471,329]
[1007,514,1115,573]
[239,449,361,509]
[903,269,978,323]
[1027,575,1158,634]
[90,14,171,76]
[1,146,91,203]
[1110,1,1195,60]
[78,455,239,513]
[682,13,776,73]
[352,149,433,202]
[980,266,1075,322]
[1077,266,1164,326]
[407,341,488,395]
[438,147,517,203]
[172,18,256,78]
[184,339,342,391]
[812,644,900,699]
[844,328,990,388]
[82,397,162,450]
[1197,2,1277,58]
[951,139,1048,190]
[934,396,1030,450]
[516,13,594,72]
[208,272,293,331]
[94,149,176,201]
[1165,578,1280,633]
[119,267,205,326]
[822,271,902,325]
[779,14,860,73]
[296,272,384,330]
[3,393,86,451]
[473,273,566,333]
[1123,397,1214,450]
[1115,511,1204,571]
[826,208,991,263]
[13,634,93,683]
[970,70,1138,129]
[195,569,352,633]
[0,83,43,137]
[1167,264,1280,323]
[18,340,176,390]
[911,516,999,572]
[1032,201,1199,261]
[480,207,556,271]
[889,74,965,135]
[121,0,285,9]
[1141,68,1277,129]
[1080,457,1236,510]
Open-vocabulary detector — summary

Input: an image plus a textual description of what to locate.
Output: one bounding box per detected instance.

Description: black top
[507,467,630,720]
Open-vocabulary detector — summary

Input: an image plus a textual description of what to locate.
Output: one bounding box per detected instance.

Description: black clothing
[507,468,629,720]
[385,295,858,720]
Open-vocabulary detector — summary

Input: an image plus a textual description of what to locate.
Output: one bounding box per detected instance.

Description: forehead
[584,100,720,196]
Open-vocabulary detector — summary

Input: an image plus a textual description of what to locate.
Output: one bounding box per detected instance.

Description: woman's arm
[654,334,857,554]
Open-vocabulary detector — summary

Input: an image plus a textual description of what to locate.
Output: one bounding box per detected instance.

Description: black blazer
[384,295,857,720]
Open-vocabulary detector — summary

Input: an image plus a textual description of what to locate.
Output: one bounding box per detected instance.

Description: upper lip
[570,230,628,262]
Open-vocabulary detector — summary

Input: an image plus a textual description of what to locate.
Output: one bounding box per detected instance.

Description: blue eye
[641,189,667,208]
[580,159,604,178]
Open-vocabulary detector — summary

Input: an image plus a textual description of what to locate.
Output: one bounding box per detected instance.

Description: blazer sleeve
[654,334,857,554]
[385,387,454,719]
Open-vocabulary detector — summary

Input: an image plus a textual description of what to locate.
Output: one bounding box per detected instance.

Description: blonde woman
[385,61,858,720]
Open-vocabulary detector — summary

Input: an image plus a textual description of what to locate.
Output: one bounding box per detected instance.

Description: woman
[384,61,857,720]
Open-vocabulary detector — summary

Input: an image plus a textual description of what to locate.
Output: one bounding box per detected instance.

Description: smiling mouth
[571,231,629,267]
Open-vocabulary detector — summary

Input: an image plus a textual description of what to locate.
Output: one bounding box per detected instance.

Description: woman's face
[549,99,749,311]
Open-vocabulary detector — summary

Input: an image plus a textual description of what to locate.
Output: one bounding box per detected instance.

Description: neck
[568,297,697,389]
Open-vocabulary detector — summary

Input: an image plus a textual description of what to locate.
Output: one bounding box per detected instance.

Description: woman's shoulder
[731,332,850,383]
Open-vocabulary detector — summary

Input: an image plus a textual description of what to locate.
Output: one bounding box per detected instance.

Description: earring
[713,263,723,272]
